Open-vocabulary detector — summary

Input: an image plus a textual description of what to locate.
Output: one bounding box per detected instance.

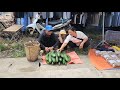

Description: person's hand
[79,43,84,49]
[45,47,49,52]
[57,48,62,52]
[49,47,54,51]
[57,49,60,52]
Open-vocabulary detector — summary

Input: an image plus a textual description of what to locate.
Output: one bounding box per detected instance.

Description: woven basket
[24,41,40,62]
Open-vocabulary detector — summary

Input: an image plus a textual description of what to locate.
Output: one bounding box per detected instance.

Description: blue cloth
[16,18,24,31]
[111,12,119,27]
[117,12,120,26]
[105,13,113,27]
[97,45,115,52]
[23,12,28,32]
[28,12,33,17]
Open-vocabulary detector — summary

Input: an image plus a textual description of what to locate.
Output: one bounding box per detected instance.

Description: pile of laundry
[95,45,120,67]
[96,44,115,52]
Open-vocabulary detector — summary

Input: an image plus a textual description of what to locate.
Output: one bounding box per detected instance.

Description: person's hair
[67,26,76,32]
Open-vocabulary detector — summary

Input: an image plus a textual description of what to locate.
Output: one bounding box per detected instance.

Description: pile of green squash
[46,50,71,65]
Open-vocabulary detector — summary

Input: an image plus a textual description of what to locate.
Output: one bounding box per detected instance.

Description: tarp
[88,49,113,70]
[41,51,83,64]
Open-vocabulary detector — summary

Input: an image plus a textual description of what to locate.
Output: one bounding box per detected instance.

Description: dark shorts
[58,41,67,50]
[68,40,90,49]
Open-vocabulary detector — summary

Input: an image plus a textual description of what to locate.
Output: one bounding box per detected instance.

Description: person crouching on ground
[58,26,89,52]
[37,25,59,52]
[58,29,68,50]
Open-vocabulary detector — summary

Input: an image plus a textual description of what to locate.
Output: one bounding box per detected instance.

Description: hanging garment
[105,13,109,27]
[66,12,71,19]
[49,12,53,18]
[91,13,94,25]
[71,12,80,23]
[82,12,87,27]
[23,12,28,31]
[28,12,33,17]
[71,12,75,22]
[89,12,99,26]
[98,12,103,28]
[41,12,46,19]
[16,18,21,25]
[105,12,114,27]
[14,12,24,18]
[74,14,78,24]
[79,12,84,24]
[15,12,24,26]
[94,12,100,26]
[85,12,93,26]
[117,12,120,26]
[33,12,38,18]
[33,12,38,21]
[63,12,71,19]
[53,12,63,19]
[108,12,114,27]
[109,12,114,27]
[63,12,67,19]
[111,12,119,27]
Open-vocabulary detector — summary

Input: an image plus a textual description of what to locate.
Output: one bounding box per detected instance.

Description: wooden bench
[3,24,23,32]
[3,24,23,40]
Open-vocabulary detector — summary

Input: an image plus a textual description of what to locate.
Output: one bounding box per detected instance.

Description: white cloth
[74,14,77,24]
[63,12,67,19]
[17,18,24,25]
[33,12,38,18]
[117,12,120,26]
[63,12,71,19]
[79,13,84,24]
[64,31,88,44]
[35,13,39,19]
[82,13,87,27]
[49,12,53,18]
[41,12,46,19]
[66,12,71,19]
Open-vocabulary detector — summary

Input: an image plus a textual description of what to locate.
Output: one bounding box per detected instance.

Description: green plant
[11,49,26,58]
[0,44,7,52]
[10,43,26,58]
[11,43,24,50]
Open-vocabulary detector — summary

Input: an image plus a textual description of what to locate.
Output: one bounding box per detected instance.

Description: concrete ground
[0,55,120,78]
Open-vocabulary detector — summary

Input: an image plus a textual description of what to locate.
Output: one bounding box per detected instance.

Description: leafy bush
[11,49,26,58]
[11,43,26,57]
[0,44,7,52]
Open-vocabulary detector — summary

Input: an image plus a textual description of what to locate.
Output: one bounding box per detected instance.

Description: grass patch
[11,43,26,58]
[0,40,26,58]
[0,44,7,52]
[11,49,26,58]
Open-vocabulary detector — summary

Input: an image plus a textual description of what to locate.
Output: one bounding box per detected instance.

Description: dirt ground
[0,55,120,78]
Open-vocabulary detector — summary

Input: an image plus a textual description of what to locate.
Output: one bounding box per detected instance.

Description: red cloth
[41,51,83,64]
